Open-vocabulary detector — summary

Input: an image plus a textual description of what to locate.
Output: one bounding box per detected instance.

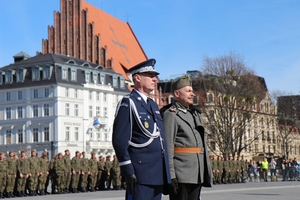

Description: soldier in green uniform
[71,151,81,193]
[49,154,57,194]
[63,149,72,193]
[88,152,98,192]
[5,151,17,198]
[239,155,246,183]
[79,151,90,192]
[38,152,49,195]
[104,155,112,190]
[211,155,217,184]
[228,155,235,183]
[223,156,230,183]
[234,156,240,183]
[28,150,40,196]
[0,152,7,198]
[16,151,30,197]
[111,155,121,190]
[54,153,66,194]
[216,156,223,184]
[97,155,105,190]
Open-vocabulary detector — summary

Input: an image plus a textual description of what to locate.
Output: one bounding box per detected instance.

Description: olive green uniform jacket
[161,102,212,187]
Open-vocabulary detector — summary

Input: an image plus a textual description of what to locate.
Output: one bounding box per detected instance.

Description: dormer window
[43,66,53,80]
[32,67,40,80]
[100,74,105,84]
[71,69,76,81]
[113,76,117,87]
[5,70,13,84]
[16,68,27,83]
[120,77,125,88]
[93,72,98,83]
[62,67,68,79]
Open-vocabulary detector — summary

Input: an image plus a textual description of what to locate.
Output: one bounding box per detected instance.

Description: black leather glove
[125,174,137,194]
[171,178,178,194]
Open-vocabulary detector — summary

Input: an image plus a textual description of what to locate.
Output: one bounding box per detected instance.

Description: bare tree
[199,52,267,158]
[276,95,300,159]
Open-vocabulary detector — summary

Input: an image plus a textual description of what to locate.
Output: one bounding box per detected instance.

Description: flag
[93,118,100,128]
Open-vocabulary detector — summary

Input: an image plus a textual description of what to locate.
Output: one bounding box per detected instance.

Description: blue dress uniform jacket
[112,89,171,186]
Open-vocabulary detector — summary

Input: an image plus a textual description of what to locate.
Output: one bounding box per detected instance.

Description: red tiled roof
[82,0,147,80]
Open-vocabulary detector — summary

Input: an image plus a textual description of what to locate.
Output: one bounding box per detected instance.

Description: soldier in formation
[0,150,122,197]
[211,155,248,184]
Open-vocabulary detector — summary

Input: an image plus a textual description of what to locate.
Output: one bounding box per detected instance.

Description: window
[100,74,105,84]
[17,106,23,119]
[113,76,117,87]
[103,93,107,101]
[44,127,49,142]
[85,72,90,82]
[33,89,38,98]
[65,103,70,116]
[74,104,79,116]
[75,89,78,98]
[18,91,22,100]
[104,107,107,117]
[71,69,76,81]
[65,127,70,141]
[16,69,24,82]
[255,144,258,153]
[66,88,69,97]
[6,130,12,144]
[208,94,213,102]
[33,105,38,117]
[6,107,11,119]
[33,128,38,142]
[120,78,125,88]
[89,91,92,99]
[44,104,49,116]
[43,66,52,79]
[74,127,79,141]
[89,106,93,117]
[209,110,214,118]
[6,92,11,101]
[5,71,13,83]
[96,106,101,116]
[210,141,216,151]
[45,88,50,97]
[62,68,67,79]
[97,93,100,101]
[32,68,40,80]
[18,129,23,143]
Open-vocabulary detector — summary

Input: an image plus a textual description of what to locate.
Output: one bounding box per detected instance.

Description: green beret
[172,75,192,92]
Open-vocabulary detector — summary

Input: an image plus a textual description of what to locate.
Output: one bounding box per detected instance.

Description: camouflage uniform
[88,153,98,191]
[6,151,17,197]
[17,151,30,197]
[0,153,7,198]
[63,150,72,192]
[104,156,112,190]
[80,152,90,192]
[71,151,81,193]
[38,152,49,195]
[28,150,40,196]
[54,153,66,193]
[97,156,105,190]
[49,155,57,194]
[111,155,121,190]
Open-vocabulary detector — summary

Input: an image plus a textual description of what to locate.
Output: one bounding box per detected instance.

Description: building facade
[0,53,129,158]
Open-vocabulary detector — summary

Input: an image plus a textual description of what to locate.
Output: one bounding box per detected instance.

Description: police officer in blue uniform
[112,58,171,200]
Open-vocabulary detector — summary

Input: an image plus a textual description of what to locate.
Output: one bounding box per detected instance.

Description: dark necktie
[147,97,156,122]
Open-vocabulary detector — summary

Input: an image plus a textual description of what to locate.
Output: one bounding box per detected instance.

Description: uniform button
[139,161,142,163]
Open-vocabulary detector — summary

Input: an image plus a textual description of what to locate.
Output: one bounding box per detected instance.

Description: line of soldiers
[210,155,247,184]
[0,149,123,198]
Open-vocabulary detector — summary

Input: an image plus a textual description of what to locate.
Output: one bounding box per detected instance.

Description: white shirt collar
[134,89,148,103]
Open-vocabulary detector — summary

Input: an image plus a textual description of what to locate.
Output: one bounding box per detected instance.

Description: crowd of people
[210,155,300,184]
[0,149,124,198]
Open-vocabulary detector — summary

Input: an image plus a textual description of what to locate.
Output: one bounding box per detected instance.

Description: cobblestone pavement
[16,180,300,200]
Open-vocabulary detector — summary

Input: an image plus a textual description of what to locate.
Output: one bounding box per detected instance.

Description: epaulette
[190,105,202,114]
[169,107,177,113]
[159,104,173,115]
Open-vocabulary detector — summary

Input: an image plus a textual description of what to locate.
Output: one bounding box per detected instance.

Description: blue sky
[0,0,299,94]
